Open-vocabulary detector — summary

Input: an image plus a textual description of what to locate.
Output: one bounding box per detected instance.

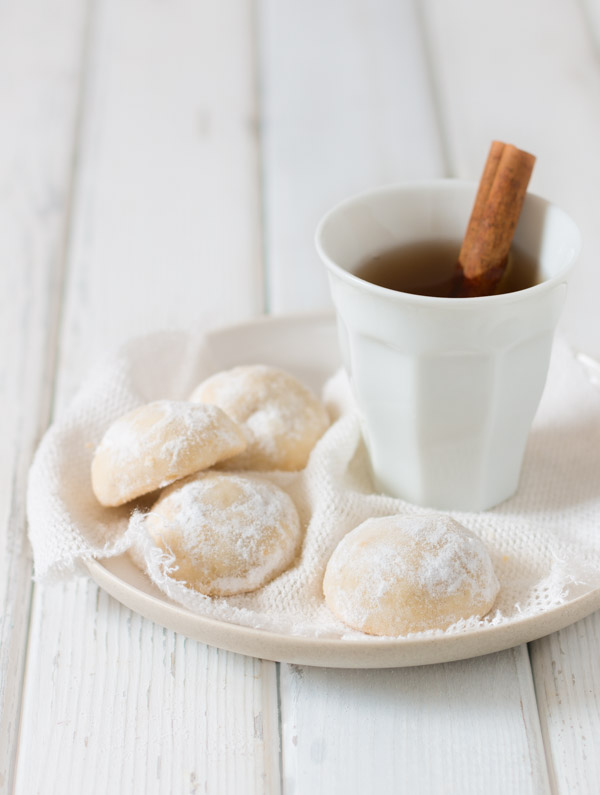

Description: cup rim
[315,178,582,307]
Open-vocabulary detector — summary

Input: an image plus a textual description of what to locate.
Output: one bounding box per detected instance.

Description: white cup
[316,180,581,511]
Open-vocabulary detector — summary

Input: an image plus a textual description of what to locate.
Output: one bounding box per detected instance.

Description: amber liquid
[353,240,539,297]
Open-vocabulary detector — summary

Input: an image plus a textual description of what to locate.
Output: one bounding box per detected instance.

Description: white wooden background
[1,1,600,792]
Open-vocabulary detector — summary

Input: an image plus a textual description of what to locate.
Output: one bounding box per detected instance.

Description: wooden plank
[54,0,264,402]
[14,1,279,793]
[530,616,600,793]
[421,0,600,358]
[0,1,89,791]
[15,581,280,794]
[280,647,550,795]
[258,0,446,313]
[260,2,549,793]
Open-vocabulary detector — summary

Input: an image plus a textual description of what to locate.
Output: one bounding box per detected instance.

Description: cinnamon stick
[455,141,536,297]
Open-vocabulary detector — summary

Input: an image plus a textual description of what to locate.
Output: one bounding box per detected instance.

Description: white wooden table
[2,2,600,792]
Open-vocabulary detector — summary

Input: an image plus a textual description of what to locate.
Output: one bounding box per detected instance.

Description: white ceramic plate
[86,313,600,668]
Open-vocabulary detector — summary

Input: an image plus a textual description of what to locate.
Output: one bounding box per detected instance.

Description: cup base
[372,470,518,513]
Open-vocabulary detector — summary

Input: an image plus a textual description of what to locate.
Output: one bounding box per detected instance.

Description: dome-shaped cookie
[144,471,301,596]
[190,365,329,471]
[323,514,499,636]
[91,400,246,506]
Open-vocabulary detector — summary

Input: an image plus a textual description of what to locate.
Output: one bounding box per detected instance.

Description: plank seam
[578,0,600,65]
[527,642,559,795]
[414,0,454,178]
[46,0,98,426]
[275,661,284,795]
[253,0,270,316]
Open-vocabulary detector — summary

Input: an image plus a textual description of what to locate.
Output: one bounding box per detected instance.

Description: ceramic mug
[316,180,581,511]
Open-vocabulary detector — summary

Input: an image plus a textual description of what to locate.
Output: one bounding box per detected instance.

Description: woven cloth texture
[27,331,600,638]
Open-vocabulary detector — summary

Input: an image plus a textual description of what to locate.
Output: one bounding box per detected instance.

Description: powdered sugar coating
[144,471,302,596]
[190,365,330,471]
[91,400,246,506]
[323,514,499,636]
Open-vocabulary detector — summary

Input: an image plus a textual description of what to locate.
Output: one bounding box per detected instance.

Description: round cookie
[190,365,329,471]
[144,471,301,596]
[323,514,499,636]
[92,400,247,507]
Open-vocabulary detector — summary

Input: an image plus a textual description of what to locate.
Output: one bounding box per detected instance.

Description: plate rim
[85,311,600,668]
[86,556,600,668]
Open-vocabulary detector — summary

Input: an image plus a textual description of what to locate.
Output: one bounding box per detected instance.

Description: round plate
[86,313,600,668]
